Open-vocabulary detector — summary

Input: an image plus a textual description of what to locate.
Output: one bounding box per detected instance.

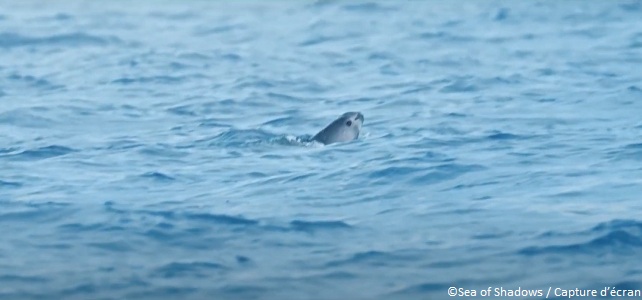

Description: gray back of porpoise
[312,112,364,145]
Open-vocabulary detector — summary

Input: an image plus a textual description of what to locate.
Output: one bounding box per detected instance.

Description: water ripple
[4,145,75,161]
[140,172,176,182]
[519,219,642,256]
[0,110,56,128]
[289,220,352,232]
[153,262,227,279]
[0,180,22,188]
[0,32,121,48]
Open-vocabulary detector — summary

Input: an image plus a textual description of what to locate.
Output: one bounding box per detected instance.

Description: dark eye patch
[346,120,352,126]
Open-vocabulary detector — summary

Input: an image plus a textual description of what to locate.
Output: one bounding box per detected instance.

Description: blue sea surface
[2,1,642,299]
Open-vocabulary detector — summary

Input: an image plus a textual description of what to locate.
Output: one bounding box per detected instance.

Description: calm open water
[2,1,642,299]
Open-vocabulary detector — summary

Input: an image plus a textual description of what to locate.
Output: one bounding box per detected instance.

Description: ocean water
[2,0,642,299]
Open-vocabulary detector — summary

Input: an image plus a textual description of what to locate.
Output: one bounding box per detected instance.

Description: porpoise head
[312,112,364,145]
